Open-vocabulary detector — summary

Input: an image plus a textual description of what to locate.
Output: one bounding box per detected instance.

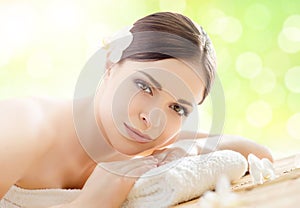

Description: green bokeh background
[0,0,299,158]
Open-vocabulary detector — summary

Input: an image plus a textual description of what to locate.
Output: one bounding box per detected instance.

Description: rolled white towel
[122,150,248,208]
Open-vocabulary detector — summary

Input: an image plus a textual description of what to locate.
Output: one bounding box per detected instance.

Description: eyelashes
[133,78,190,117]
[134,79,153,95]
[170,103,189,117]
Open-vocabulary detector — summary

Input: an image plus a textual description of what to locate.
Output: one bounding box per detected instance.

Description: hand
[70,156,158,208]
[152,147,187,166]
[152,139,199,166]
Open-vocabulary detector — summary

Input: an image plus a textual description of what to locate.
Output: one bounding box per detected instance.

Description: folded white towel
[0,150,247,208]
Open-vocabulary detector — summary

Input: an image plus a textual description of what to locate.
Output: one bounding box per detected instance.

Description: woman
[0,12,272,207]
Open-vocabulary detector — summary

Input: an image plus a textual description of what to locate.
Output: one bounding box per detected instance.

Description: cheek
[104,80,140,137]
[165,112,182,133]
[154,110,183,144]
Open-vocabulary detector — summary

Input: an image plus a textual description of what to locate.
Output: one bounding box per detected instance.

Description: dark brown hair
[121,12,216,104]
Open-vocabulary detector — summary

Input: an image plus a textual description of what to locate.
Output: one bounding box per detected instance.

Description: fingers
[153,147,187,166]
[152,149,169,164]
[121,156,158,177]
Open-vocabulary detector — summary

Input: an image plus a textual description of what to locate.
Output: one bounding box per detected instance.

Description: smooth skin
[0,59,273,208]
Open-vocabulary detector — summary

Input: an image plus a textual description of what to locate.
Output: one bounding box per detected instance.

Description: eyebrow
[178,99,193,107]
[137,71,194,107]
[138,71,162,90]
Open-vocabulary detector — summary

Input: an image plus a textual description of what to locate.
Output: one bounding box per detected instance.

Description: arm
[176,130,273,161]
[49,157,158,208]
[152,131,274,165]
[0,98,52,198]
[221,135,274,161]
[194,134,274,162]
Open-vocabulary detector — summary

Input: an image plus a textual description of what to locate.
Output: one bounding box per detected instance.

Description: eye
[170,103,189,117]
[134,79,153,95]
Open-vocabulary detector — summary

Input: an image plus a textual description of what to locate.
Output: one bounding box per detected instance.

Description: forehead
[118,59,205,104]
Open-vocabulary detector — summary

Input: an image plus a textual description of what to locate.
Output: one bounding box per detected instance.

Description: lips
[124,123,153,143]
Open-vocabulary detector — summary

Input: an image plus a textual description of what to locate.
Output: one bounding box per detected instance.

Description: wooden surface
[172,153,300,208]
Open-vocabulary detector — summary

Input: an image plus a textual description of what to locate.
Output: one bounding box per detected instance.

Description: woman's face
[96,58,205,155]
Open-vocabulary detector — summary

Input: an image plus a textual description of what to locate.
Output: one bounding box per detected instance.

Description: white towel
[0,150,247,208]
[122,150,247,208]
[0,186,80,208]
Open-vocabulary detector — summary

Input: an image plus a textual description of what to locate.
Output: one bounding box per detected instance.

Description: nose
[139,112,151,128]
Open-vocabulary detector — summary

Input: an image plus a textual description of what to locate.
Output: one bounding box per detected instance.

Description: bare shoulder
[0,97,55,142]
[0,97,55,198]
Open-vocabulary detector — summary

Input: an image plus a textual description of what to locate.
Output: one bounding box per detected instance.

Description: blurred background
[0,0,299,158]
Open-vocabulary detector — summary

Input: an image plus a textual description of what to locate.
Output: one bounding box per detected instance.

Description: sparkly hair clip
[102,25,133,64]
